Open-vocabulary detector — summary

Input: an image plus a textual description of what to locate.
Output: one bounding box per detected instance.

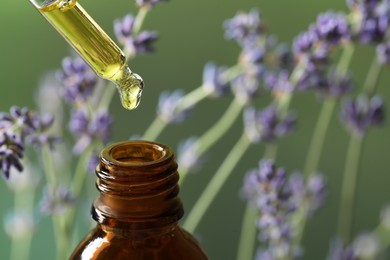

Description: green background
[1,0,390,259]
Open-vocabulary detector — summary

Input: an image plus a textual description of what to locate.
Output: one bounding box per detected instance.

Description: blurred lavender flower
[114,14,158,57]
[0,132,24,179]
[293,11,349,75]
[4,210,36,239]
[157,90,193,123]
[314,11,351,46]
[224,9,264,47]
[341,95,385,136]
[347,0,383,12]
[69,109,112,154]
[358,15,389,44]
[328,233,380,260]
[242,160,295,258]
[239,44,266,77]
[243,105,296,143]
[243,160,327,259]
[0,107,59,179]
[202,62,230,97]
[40,185,76,215]
[327,239,357,260]
[288,173,327,216]
[87,152,100,174]
[177,137,204,173]
[348,0,390,44]
[293,29,329,71]
[28,114,61,149]
[242,160,287,207]
[316,69,354,98]
[255,249,273,260]
[136,0,168,8]
[306,174,327,214]
[56,56,98,104]
[376,40,390,64]
[231,73,260,104]
[265,70,294,94]
[271,44,294,70]
[0,106,35,134]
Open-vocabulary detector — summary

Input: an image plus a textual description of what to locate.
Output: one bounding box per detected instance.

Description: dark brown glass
[70,141,208,259]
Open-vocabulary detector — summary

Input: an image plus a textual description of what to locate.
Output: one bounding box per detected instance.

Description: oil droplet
[117,73,144,110]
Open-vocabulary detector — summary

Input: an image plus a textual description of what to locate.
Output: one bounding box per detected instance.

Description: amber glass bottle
[70,141,208,259]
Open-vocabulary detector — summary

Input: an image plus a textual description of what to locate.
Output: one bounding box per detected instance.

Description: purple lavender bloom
[316,69,354,98]
[231,73,260,104]
[242,160,296,258]
[69,109,112,154]
[328,239,357,260]
[40,185,76,215]
[0,107,59,179]
[272,44,294,70]
[131,31,159,53]
[114,14,159,57]
[255,249,274,260]
[0,132,24,179]
[239,44,266,77]
[243,105,296,143]
[136,0,168,8]
[376,41,390,64]
[297,69,325,91]
[202,62,230,97]
[293,29,329,71]
[0,106,35,135]
[348,0,390,44]
[224,9,264,46]
[69,109,89,134]
[328,234,380,260]
[287,173,327,216]
[293,11,350,71]
[347,0,381,12]
[314,11,351,46]
[341,95,385,136]
[56,56,98,104]
[293,29,319,55]
[89,111,112,141]
[114,14,135,40]
[157,90,193,123]
[243,160,327,259]
[265,70,294,94]
[87,153,99,174]
[27,114,61,149]
[306,174,327,215]
[177,137,204,173]
[358,15,389,44]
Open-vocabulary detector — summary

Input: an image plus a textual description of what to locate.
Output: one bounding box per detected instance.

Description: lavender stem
[183,135,251,233]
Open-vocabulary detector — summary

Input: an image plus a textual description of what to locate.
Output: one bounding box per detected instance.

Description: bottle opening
[103,141,170,167]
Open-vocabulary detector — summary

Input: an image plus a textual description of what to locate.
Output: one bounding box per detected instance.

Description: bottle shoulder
[70,225,208,260]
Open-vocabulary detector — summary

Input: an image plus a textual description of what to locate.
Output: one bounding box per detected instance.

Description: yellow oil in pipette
[30,0,143,110]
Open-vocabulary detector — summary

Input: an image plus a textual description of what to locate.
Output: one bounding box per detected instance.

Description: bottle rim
[101,140,173,168]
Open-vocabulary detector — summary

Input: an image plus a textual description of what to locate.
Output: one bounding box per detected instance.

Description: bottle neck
[92,141,184,230]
